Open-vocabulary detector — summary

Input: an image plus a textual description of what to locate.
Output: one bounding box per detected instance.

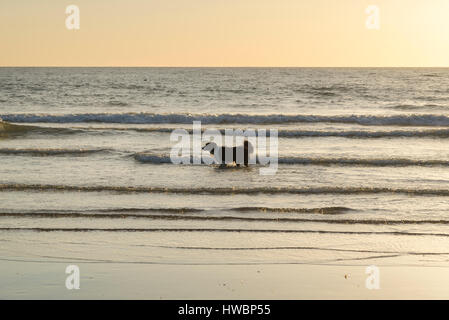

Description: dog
[202,140,254,167]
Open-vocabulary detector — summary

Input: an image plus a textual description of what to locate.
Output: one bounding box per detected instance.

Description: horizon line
[1,66,449,68]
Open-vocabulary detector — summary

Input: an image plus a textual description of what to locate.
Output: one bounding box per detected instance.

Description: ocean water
[1,67,449,266]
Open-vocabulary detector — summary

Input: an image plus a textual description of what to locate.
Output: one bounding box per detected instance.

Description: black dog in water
[202,140,254,166]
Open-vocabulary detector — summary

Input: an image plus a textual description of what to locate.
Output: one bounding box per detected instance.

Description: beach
[1,67,449,299]
[2,261,449,299]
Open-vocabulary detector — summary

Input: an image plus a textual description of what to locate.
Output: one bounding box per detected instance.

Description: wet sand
[1,260,448,299]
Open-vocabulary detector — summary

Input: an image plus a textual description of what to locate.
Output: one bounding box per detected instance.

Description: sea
[1,67,449,267]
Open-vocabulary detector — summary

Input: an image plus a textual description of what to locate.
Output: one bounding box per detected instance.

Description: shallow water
[1,67,449,266]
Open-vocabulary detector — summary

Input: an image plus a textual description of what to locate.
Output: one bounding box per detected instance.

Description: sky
[1,0,449,67]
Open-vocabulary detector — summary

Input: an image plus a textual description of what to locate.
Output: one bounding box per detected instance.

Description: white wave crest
[4,112,449,126]
[134,153,449,167]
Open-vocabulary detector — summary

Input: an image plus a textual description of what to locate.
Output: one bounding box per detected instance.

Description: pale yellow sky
[1,0,448,67]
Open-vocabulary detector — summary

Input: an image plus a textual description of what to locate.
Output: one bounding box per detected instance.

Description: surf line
[169,121,278,175]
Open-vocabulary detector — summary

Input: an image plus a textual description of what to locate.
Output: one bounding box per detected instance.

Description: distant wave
[292,84,352,96]
[9,122,449,139]
[84,126,449,139]
[107,100,128,107]
[1,227,448,237]
[389,104,448,111]
[3,183,449,196]
[134,152,449,167]
[0,148,111,156]
[5,112,449,126]
[422,74,442,78]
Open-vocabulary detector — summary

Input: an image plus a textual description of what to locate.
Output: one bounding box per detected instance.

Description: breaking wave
[5,112,449,126]
[134,152,449,167]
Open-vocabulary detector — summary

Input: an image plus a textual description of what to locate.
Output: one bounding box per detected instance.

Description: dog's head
[202,142,217,155]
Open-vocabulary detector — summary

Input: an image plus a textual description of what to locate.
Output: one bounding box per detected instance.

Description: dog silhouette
[202,140,253,167]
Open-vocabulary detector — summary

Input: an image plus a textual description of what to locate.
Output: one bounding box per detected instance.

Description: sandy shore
[1,260,448,299]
